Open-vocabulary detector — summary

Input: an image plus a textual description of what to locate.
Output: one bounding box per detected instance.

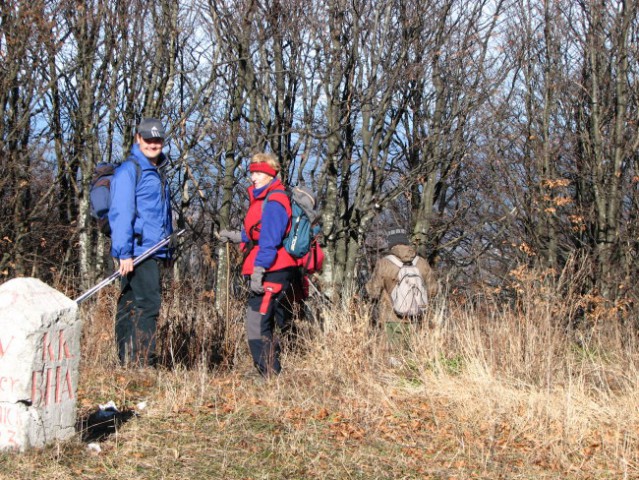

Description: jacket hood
[389,244,416,263]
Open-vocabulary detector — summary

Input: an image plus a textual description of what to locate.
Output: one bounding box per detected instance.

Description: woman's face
[250,170,273,189]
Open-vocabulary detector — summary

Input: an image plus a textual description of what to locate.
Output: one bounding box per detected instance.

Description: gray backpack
[385,255,428,316]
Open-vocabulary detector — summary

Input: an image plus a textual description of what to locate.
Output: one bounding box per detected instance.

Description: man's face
[137,135,164,161]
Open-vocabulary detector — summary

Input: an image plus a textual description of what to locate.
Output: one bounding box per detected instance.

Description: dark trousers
[245,268,294,376]
[115,258,162,366]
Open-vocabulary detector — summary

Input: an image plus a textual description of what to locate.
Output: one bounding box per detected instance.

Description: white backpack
[385,255,428,316]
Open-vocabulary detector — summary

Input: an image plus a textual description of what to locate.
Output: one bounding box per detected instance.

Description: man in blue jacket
[109,118,173,367]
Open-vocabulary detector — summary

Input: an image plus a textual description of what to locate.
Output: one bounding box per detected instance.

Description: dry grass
[1,273,638,479]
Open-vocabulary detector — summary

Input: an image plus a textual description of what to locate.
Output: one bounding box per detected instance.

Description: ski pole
[74,229,185,304]
[306,276,333,304]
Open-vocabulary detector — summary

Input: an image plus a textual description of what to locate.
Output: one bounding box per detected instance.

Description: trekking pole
[74,229,186,304]
[225,241,231,320]
[306,276,333,305]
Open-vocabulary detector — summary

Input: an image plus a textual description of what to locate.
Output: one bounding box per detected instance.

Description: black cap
[137,118,165,140]
[387,228,410,248]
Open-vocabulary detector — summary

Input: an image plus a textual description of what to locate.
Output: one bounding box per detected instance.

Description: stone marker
[0,278,81,451]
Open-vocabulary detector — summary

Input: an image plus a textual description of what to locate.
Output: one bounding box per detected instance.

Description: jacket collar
[131,144,168,169]
[249,178,283,201]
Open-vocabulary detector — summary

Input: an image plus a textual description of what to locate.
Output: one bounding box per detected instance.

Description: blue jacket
[109,144,173,259]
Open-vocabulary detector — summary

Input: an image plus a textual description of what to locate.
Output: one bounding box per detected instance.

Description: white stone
[0,278,81,451]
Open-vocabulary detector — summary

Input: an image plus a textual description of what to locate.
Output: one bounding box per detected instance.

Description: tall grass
[4,266,637,479]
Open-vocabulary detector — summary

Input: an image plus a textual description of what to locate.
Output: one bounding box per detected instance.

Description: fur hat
[386,228,410,248]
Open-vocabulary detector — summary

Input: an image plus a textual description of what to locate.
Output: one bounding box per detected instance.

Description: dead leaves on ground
[74,371,635,478]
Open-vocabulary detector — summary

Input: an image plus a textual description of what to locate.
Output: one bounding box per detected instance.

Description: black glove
[250,266,265,294]
[219,228,242,244]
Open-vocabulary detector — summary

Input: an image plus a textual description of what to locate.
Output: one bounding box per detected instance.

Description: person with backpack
[219,152,299,377]
[108,117,173,367]
[365,227,438,345]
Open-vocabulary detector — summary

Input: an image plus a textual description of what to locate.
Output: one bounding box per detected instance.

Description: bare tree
[4,0,639,317]
[0,1,62,278]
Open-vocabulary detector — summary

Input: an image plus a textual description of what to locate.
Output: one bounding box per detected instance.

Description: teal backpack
[264,186,316,258]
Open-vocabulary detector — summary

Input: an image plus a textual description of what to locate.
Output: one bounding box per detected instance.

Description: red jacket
[241,179,297,275]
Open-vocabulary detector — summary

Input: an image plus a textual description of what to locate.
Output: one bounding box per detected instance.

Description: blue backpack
[89,159,141,236]
[264,186,316,258]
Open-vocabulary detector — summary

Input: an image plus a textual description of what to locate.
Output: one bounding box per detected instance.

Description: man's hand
[250,266,265,294]
[118,258,134,276]
[219,228,242,244]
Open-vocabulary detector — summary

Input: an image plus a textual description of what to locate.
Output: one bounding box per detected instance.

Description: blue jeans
[115,258,162,366]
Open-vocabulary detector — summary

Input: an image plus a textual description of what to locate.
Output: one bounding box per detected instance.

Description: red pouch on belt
[259,282,283,314]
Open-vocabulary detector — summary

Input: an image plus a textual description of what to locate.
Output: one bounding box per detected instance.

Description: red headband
[249,162,277,177]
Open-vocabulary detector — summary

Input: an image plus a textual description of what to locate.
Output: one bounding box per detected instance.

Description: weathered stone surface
[0,278,81,451]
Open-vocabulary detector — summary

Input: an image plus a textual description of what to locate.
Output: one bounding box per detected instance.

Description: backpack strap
[263,189,289,210]
[385,254,404,268]
[127,157,142,186]
[125,157,143,245]
[385,254,420,268]
[252,188,291,238]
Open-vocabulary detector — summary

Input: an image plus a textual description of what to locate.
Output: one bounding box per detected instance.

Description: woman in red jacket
[239,153,297,377]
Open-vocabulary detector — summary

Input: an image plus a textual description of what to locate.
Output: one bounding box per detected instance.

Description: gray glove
[219,228,242,244]
[250,266,265,294]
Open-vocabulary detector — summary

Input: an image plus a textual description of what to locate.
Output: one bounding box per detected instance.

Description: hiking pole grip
[74,229,185,304]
